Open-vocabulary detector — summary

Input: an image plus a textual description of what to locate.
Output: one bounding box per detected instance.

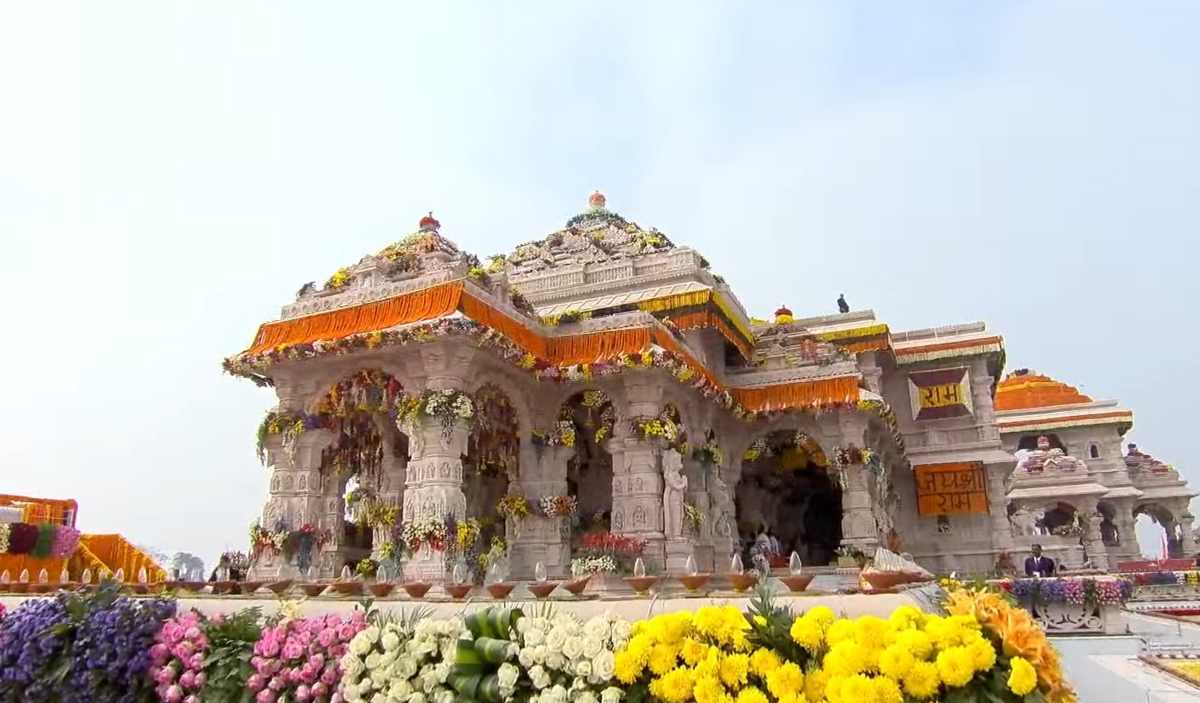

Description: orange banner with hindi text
[914,462,989,516]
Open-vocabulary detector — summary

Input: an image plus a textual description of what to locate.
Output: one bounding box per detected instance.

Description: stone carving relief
[284,475,295,490]
[662,451,688,539]
[1009,506,1045,537]
[298,475,308,491]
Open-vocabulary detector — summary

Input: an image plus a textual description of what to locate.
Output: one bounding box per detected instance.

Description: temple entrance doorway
[557,390,615,535]
[737,430,842,566]
[464,383,520,556]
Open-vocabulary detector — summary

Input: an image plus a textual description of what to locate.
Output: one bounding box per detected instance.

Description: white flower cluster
[511,611,631,703]
[423,389,474,421]
[340,617,465,703]
[570,556,617,576]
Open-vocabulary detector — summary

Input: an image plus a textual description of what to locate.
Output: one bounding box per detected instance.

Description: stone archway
[463,383,520,561]
[737,429,842,566]
[1135,503,1180,558]
[557,389,616,533]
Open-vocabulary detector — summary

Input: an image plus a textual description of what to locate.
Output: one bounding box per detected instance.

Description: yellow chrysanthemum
[790,618,825,652]
[889,605,925,631]
[682,638,709,666]
[720,652,751,688]
[902,661,941,699]
[695,648,722,679]
[804,668,828,702]
[896,629,935,661]
[777,694,807,703]
[650,667,696,703]
[837,674,875,703]
[873,675,904,703]
[649,643,680,676]
[614,649,644,684]
[765,662,805,699]
[750,648,782,677]
[625,633,654,663]
[824,641,870,677]
[935,646,976,688]
[804,606,837,628]
[879,643,916,680]
[968,639,997,672]
[735,686,769,703]
[825,619,856,648]
[822,674,845,703]
[1008,656,1038,696]
[852,615,895,650]
[693,674,727,703]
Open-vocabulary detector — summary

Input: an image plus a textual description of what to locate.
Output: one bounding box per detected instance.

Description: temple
[224,192,1194,580]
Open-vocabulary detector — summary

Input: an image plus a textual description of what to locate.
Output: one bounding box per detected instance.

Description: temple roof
[994,370,1092,412]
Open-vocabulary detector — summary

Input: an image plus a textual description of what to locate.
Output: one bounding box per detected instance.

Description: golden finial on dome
[588,190,607,211]
[418,212,441,233]
[774,305,794,325]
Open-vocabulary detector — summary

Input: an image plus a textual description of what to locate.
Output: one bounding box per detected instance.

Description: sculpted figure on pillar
[662,450,688,539]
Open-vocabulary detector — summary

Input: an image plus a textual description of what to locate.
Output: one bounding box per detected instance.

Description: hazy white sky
[1,1,1197,567]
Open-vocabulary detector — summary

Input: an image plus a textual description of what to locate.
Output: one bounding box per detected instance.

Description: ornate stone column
[986,462,1015,556]
[509,444,573,578]
[253,428,336,579]
[1084,509,1110,571]
[401,415,469,581]
[682,454,715,572]
[609,377,667,570]
[837,414,877,553]
[1179,511,1197,557]
[1114,501,1140,562]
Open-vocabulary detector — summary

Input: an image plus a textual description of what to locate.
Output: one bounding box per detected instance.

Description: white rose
[519,647,537,669]
[545,629,566,650]
[545,684,568,703]
[611,620,632,644]
[604,610,620,623]
[358,679,374,695]
[600,687,624,703]
[365,652,382,670]
[534,645,548,663]
[397,658,418,679]
[344,687,363,703]
[433,691,455,703]
[370,669,388,690]
[561,637,583,661]
[380,650,398,667]
[421,671,439,693]
[577,692,599,703]
[434,663,452,684]
[584,618,610,640]
[581,637,604,659]
[363,626,381,644]
[547,652,567,671]
[381,631,401,652]
[351,635,374,657]
[529,665,552,690]
[524,627,545,647]
[498,662,520,692]
[344,656,366,679]
[388,680,413,700]
[409,694,427,703]
[574,660,593,679]
[592,651,616,682]
[371,693,388,703]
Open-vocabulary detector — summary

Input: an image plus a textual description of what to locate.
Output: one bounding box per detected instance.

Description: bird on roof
[837,294,849,313]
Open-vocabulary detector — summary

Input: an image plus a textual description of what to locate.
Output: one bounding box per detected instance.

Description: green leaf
[475,637,514,664]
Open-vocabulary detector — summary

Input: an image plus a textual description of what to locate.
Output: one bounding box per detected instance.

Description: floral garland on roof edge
[224,318,905,449]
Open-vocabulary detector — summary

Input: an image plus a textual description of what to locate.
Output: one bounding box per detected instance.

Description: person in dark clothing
[837,294,850,313]
[1024,544,1056,577]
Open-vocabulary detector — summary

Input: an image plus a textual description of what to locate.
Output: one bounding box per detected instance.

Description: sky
[1,1,1197,568]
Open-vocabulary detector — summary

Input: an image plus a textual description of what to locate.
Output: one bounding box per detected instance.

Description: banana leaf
[452,607,523,703]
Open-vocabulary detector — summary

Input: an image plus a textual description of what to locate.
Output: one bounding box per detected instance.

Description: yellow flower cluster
[783,604,998,703]
[614,607,803,703]
[944,585,1077,703]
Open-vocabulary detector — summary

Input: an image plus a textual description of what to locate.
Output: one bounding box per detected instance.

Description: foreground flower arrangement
[0,580,1075,703]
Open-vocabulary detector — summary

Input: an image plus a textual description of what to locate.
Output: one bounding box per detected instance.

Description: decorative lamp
[418,212,441,233]
[588,190,607,211]
[774,305,794,325]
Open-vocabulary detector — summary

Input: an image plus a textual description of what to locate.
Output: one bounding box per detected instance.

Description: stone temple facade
[225,193,1194,580]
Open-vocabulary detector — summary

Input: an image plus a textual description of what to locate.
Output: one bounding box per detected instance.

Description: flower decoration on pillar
[536,495,578,519]
[496,495,533,521]
[255,411,327,463]
[399,388,475,438]
[399,518,449,555]
[468,384,520,478]
[691,429,725,466]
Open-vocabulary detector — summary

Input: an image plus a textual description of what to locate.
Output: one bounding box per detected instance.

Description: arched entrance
[738,430,842,566]
[558,389,615,533]
[463,383,519,565]
[311,369,409,573]
[1135,503,1180,558]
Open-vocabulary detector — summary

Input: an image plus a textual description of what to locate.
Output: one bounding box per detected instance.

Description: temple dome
[994,369,1093,412]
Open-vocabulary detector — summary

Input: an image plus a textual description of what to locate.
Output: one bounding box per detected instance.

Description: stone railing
[993,576,1131,635]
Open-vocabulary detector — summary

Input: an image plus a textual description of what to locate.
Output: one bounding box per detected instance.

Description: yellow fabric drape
[731,377,861,412]
[0,554,66,582]
[0,494,78,526]
[664,309,755,359]
[247,283,464,354]
[78,535,166,582]
[636,290,713,314]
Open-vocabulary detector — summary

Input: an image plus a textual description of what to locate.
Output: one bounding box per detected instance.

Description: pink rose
[324,614,341,629]
[262,639,281,659]
[179,670,196,689]
[282,643,304,661]
[336,624,357,641]
[268,675,285,692]
[316,629,335,648]
[256,690,277,703]
[194,672,206,688]
[311,653,325,669]
[320,667,337,685]
[188,654,203,671]
[311,682,328,697]
[155,667,176,685]
[164,685,183,703]
[150,643,170,664]
[185,696,199,703]
[247,674,265,692]
[294,684,312,702]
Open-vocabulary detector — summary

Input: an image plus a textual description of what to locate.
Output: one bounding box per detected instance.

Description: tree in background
[170,551,205,580]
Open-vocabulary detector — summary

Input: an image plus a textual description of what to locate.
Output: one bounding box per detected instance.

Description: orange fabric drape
[666,310,754,359]
[247,283,465,354]
[546,328,653,365]
[0,495,78,527]
[459,291,549,358]
[731,376,861,413]
[652,329,722,388]
[78,534,166,583]
[0,555,66,582]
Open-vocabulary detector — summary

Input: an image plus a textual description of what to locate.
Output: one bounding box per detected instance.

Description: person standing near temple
[837,294,850,313]
[1024,544,1056,577]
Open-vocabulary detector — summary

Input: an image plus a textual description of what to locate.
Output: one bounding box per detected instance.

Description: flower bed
[0,582,1077,703]
[999,576,1134,608]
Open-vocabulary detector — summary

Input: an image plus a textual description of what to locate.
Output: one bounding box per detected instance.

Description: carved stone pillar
[253,429,335,579]
[836,414,876,552]
[609,375,668,570]
[509,444,573,578]
[1115,502,1139,562]
[401,415,470,582]
[1180,513,1197,557]
[371,446,407,556]
[1085,510,1110,571]
[986,462,1015,555]
[682,455,715,572]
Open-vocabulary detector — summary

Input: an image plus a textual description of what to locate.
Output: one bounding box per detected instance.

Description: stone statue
[662,451,688,539]
[1009,506,1044,537]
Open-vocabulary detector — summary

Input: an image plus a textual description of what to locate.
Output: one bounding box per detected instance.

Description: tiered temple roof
[994,369,1134,435]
